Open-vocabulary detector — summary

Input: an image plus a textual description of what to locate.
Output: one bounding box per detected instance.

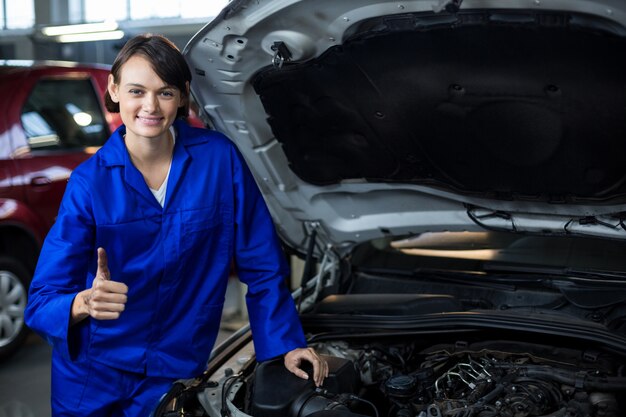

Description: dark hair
[104,34,192,119]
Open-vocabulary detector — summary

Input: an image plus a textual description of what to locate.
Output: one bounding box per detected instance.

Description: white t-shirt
[149,126,176,207]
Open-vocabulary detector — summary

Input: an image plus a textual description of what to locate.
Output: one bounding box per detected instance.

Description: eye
[160,90,175,97]
[129,89,143,95]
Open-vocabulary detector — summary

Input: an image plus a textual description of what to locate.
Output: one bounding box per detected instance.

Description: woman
[25,34,327,416]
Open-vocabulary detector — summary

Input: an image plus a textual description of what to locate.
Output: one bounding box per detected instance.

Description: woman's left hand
[284,347,329,387]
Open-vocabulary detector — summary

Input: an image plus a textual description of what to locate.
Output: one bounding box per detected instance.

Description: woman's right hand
[70,247,128,325]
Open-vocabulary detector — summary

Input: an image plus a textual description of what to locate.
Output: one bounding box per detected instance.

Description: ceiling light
[41,21,119,37]
[56,30,125,43]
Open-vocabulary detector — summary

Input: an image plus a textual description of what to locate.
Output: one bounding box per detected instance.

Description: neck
[125,130,174,170]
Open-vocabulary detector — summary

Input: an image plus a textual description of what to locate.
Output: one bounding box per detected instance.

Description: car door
[0,70,24,207]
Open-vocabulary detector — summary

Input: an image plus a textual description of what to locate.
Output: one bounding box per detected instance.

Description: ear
[107,74,119,103]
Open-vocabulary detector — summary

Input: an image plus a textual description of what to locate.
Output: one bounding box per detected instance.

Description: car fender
[0,198,48,246]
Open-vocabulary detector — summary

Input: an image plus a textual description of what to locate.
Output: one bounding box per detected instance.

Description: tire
[0,257,31,360]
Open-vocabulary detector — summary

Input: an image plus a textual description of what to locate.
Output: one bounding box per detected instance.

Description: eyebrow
[123,82,176,90]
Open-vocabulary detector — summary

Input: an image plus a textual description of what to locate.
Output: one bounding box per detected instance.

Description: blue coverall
[25,119,307,415]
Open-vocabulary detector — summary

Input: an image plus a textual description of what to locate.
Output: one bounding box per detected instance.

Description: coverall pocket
[180,206,231,259]
[182,206,223,232]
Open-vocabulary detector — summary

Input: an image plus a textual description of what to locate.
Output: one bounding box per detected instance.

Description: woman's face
[107,54,186,142]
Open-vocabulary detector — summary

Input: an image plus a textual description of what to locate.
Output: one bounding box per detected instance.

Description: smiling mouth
[137,116,164,125]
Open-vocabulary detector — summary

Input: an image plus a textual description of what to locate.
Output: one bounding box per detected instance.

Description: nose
[142,93,159,112]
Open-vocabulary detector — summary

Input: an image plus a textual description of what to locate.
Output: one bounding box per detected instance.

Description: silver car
[155,1,626,416]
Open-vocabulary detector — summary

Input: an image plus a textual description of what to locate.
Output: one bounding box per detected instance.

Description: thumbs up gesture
[71,247,129,325]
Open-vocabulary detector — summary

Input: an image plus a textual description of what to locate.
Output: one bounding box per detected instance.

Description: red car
[0,60,122,359]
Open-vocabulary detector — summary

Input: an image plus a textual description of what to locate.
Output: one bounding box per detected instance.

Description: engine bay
[200,336,626,417]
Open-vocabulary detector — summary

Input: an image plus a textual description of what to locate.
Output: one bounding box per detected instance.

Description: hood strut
[297,222,319,311]
[297,222,340,312]
[301,224,318,288]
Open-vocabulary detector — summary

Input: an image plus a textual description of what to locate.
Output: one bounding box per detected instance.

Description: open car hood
[183,0,626,254]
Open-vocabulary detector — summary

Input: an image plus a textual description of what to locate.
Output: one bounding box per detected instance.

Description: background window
[180,0,229,19]
[83,0,230,22]
[84,0,128,22]
[4,0,34,29]
[130,0,179,20]
[21,78,108,150]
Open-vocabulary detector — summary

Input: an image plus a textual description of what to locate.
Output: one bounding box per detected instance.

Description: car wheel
[0,257,30,360]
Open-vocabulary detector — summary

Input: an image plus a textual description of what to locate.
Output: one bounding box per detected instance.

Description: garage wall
[0,0,212,63]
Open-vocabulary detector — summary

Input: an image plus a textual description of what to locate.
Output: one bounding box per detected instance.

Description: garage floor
[0,333,51,417]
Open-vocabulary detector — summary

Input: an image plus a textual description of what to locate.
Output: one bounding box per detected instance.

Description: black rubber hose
[498,365,626,391]
[476,383,504,405]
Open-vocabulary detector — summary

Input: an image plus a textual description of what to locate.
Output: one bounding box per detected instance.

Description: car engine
[244,339,625,417]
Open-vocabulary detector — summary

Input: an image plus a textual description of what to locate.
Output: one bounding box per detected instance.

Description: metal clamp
[271,41,292,68]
